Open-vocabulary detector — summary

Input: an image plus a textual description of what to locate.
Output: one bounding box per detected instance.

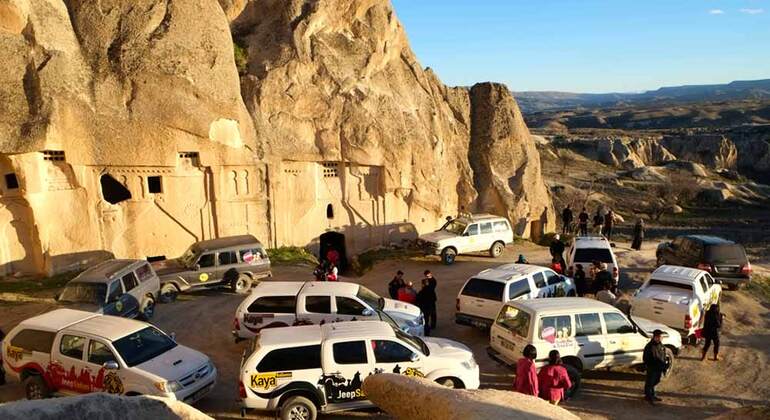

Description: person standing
[326,263,338,281]
[596,282,617,306]
[631,219,645,251]
[593,263,612,294]
[514,345,539,396]
[416,278,437,336]
[422,270,438,331]
[593,210,605,235]
[538,350,572,405]
[549,234,565,265]
[574,264,587,297]
[643,330,668,404]
[388,271,405,299]
[561,205,574,235]
[702,304,723,361]
[578,208,589,236]
[325,245,340,267]
[603,210,615,240]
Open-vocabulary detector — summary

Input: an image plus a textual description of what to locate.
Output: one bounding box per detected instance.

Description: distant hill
[514,79,770,113]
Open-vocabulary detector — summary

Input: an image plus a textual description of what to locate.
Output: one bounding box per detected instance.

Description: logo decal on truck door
[250,372,292,391]
[319,372,366,403]
[44,362,124,394]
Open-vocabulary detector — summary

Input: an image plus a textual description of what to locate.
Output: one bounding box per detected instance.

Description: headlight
[461,357,477,370]
[154,380,183,393]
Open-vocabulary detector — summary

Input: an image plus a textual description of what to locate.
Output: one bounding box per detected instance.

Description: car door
[601,312,640,366]
[531,272,548,298]
[302,295,334,324]
[133,263,159,299]
[215,250,239,284]
[333,296,375,322]
[85,338,126,395]
[478,222,494,250]
[371,338,424,378]
[321,340,373,407]
[459,223,480,253]
[52,333,91,395]
[506,279,531,302]
[574,312,607,369]
[543,269,567,297]
[117,272,141,318]
[192,253,216,286]
[238,246,270,276]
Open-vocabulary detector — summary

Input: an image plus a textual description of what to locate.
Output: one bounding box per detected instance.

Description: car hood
[632,316,681,343]
[382,298,421,318]
[423,337,473,359]
[151,259,189,277]
[135,344,209,382]
[419,230,456,243]
[635,286,690,304]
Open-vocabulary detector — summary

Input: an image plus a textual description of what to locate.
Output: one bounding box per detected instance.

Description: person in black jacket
[577,208,589,236]
[388,271,405,299]
[549,234,566,265]
[702,304,723,361]
[643,329,668,404]
[420,270,438,331]
[561,205,573,234]
[573,264,587,297]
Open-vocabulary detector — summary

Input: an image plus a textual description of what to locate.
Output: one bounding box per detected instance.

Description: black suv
[656,235,752,289]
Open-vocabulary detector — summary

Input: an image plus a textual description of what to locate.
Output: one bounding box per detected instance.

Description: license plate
[188,383,213,402]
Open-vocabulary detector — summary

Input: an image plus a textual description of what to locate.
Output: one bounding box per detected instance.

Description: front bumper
[462,365,481,390]
[170,365,218,405]
[455,313,493,329]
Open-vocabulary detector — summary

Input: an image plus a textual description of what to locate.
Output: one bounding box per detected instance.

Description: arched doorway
[319,231,347,273]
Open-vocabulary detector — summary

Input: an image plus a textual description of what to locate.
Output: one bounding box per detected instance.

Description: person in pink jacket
[514,344,539,396]
[538,350,572,405]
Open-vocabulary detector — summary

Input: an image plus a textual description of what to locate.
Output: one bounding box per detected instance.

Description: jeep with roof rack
[417,214,514,265]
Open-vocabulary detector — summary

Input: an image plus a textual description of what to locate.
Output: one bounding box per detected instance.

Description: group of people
[312,245,341,281]
[561,204,646,250]
[514,346,572,405]
[388,270,438,335]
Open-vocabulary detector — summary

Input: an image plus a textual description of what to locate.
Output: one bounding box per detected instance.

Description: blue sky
[390,0,770,93]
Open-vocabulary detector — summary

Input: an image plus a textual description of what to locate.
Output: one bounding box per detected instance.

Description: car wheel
[280,396,317,420]
[489,241,504,258]
[436,377,461,389]
[441,248,457,265]
[140,297,155,320]
[564,363,582,398]
[661,347,675,379]
[233,273,252,294]
[159,283,179,303]
[24,376,49,400]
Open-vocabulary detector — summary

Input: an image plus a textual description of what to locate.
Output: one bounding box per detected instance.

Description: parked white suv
[631,265,722,341]
[566,236,620,287]
[456,264,576,329]
[239,321,479,420]
[418,214,514,264]
[2,309,216,403]
[488,298,681,394]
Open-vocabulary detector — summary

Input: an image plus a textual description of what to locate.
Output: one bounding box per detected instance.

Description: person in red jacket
[550,257,563,274]
[538,350,572,405]
[514,344,539,396]
[397,281,417,304]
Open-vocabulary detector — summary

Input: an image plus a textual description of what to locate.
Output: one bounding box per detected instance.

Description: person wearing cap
[388,270,405,299]
[643,329,668,404]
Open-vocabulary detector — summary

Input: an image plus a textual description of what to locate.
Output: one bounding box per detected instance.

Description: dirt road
[1,241,768,419]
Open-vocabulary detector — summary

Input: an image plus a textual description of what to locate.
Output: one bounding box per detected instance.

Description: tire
[441,248,457,265]
[23,375,49,400]
[436,377,461,389]
[159,283,179,303]
[564,363,581,399]
[489,241,504,258]
[661,347,675,379]
[139,297,155,320]
[280,395,317,420]
[232,273,252,294]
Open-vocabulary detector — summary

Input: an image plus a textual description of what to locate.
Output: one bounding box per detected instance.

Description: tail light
[684,314,692,329]
[741,262,752,275]
[238,380,246,399]
[233,317,240,331]
[456,298,460,311]
[697,263,712,273]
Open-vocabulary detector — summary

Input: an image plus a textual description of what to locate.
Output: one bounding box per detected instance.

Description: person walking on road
[538,350,572,405]
[421,270,438,331]
[416,278,437,336]
[388,271,405,299]
[702,304,723,361]
[631,219,645,251]
[578,208,589,236]
[561,205,574,235]
[603,209,615,240]
[549,234,566,265]
[514,344,539,396]
[593,210,605,235]
[643,330,668,405]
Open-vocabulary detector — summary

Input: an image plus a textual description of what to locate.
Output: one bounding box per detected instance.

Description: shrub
[267,247,318,266]
[233,41,248,75]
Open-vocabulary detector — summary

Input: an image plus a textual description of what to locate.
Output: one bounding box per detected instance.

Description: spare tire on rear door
[441,247,457,265]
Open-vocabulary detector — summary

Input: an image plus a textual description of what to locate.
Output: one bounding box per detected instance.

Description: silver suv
[152,235,271,302]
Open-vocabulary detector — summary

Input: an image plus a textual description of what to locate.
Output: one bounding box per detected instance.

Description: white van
[418,214,514,264]
[456,264,576,329]
[566,236,620,286]
[488,298,681,394]
[239,321,479,420]
[2,309,216,403]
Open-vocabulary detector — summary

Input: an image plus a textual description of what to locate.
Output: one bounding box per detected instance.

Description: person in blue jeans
[643,329,668,405]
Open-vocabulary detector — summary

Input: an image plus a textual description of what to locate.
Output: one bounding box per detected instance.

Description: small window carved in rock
[5,173,19,189]
[148,176,163,193]
[326,203,334,219]
[100,174,131,204]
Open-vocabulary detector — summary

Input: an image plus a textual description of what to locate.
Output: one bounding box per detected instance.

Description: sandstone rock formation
[362,373,579,420]
[0,393,212,420]
[661,134,738,170]
[0,0,553,275]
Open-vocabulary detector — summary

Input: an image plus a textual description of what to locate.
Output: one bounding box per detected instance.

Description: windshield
[395,328,430,356]
[357,286,384,310]
[178,246,199,267]
[442,220,467,235]
[113,327,178,367]
[58,283,107,305]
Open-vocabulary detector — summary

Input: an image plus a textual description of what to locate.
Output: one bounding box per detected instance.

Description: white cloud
[708,9,725,15]
[739,8,765,14]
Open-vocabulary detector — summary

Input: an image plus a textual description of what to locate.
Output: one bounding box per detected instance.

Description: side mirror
[170,332,177,341]
[410,353,420,363]
[462,232,469,237]
[194,264,201,271]
[362,309,374,317]
[103,361,119,370]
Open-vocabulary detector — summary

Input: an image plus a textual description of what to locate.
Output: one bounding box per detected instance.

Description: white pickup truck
[631,265,721,341]
[233,281,424,339]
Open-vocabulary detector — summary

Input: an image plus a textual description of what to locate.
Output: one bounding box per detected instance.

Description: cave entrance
[319,231,347,273]
[100,174,131,204]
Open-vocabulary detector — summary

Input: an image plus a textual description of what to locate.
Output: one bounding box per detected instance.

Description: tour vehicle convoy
[455,263,577,329]
[2,309,217,403]
[239,321,479,420]
[152,234,271,301]
[233,281,425,339]
[417,214,514,264]
[631,265,722,341]
[566,236,620,286]
[656,235,752,290]
[487,298,681,395]
[57,259,160,320]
